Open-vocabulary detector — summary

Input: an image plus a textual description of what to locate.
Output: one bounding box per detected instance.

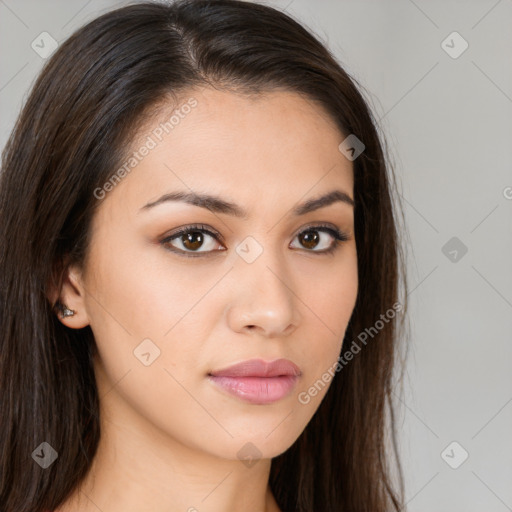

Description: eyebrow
[139,189,354,218]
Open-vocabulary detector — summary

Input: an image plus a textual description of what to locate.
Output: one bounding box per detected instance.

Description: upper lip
[208,358,301,378]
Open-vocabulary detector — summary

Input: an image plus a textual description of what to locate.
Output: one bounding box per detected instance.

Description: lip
[209,358,301,378]
[208,358,301,405]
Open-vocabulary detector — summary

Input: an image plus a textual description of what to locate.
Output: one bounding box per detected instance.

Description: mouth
[207,358,301,405]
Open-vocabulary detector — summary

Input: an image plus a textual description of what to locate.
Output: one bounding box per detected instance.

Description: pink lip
[208,358,301,405]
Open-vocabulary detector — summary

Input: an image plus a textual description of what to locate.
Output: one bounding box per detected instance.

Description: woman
[0,1,409,510]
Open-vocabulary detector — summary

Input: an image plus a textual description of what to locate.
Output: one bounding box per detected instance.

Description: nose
[225,248,301,338]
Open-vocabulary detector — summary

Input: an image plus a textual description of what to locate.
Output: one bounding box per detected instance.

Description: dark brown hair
[0,1,409,510]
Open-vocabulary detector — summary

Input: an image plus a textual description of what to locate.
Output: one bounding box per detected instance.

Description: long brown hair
[0,1,409,510]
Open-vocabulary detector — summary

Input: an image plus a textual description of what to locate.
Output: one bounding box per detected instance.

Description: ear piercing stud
[54,301,76,318]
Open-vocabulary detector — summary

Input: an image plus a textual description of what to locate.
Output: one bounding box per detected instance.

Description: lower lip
[208,375,299,404]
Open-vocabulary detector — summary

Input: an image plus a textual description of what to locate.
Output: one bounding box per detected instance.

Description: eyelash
[160,223,350,258]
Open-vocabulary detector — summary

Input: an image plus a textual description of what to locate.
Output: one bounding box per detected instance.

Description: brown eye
[161,225,225,256]
[290,225,348,253]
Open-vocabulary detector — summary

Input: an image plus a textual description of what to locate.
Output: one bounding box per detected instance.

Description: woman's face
[64,87,358,460]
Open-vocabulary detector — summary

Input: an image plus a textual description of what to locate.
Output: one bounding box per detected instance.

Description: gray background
[1,1,511,510]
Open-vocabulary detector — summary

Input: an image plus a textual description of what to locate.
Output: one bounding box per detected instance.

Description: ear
[47,262,90,329]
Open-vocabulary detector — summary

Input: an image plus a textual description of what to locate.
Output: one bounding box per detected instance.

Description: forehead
[98,87,354,220]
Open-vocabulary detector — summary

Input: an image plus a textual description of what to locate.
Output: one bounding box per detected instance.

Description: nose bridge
[226,235,300,335]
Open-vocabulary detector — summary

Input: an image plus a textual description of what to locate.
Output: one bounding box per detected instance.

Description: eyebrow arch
[139,189,354,218]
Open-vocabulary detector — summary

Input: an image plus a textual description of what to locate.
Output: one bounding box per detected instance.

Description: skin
[52,87,358,512]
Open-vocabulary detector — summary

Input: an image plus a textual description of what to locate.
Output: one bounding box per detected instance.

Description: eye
[161,224,225,257]
[290,224,349,254]
[160,223,350,257]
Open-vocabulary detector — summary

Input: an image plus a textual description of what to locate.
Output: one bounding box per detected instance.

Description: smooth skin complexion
[52,87,358,512]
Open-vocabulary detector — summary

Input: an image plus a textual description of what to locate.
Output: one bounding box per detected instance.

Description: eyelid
[162,223,224,243]
[294,221,348,238]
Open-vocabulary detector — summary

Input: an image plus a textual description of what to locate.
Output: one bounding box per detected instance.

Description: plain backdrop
[1,1,511,511]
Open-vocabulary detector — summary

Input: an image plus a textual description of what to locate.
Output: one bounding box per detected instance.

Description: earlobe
[49,264,90,329]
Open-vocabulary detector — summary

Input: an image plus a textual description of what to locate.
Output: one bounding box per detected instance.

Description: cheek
[83,240,222,388]
[85,238,201,338]
[296,253,358,385]
[83,248,221,452]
